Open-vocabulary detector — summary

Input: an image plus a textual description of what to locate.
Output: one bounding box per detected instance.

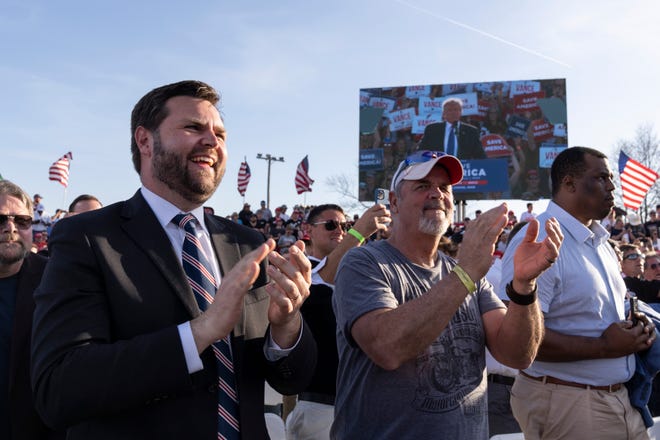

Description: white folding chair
[265,412,286,440]
[647,416,660,440]
[490,433,525,440]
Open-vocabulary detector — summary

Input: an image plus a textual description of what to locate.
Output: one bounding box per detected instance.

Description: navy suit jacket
[419,121,486,160]
[31,191,316,439]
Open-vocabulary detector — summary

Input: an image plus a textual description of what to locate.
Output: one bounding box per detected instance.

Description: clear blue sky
[2,0,658,219]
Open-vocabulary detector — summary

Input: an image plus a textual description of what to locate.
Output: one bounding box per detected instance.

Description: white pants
[285,400,334,440]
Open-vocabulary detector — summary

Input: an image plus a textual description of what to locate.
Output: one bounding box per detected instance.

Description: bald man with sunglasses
[286,203,389,439]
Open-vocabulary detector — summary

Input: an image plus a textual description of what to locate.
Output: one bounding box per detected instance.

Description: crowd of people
[2,79,659,440]
[10,175,660,439]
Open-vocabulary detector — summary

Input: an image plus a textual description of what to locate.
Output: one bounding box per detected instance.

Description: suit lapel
[120,191,200,317]
[205,215,257,339]
[205,214,241,278]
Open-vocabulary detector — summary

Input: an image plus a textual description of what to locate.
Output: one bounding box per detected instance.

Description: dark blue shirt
[0,274,19,440]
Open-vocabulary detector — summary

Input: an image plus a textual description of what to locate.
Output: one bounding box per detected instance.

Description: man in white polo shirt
[501,146,656,439]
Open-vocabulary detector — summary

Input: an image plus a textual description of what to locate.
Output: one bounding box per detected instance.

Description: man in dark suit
[0,180,63,440]
[418,97,486,160]
[31,81,316,439]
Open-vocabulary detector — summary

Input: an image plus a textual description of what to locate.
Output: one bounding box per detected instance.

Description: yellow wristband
[347,228,366,244]
[452,264,476,293]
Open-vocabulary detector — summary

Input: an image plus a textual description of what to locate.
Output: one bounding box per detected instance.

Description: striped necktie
[172,213,240,439]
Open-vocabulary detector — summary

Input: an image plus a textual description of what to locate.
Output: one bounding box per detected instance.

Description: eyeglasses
[649,263,660,270]
[623,253,644,261]
[310,220,349,232]
[0,214,33,230]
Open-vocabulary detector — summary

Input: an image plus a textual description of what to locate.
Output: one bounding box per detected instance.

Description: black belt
[299,391,335,405]
[488,373,515,386]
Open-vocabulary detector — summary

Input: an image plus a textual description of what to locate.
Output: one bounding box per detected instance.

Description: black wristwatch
[505,281,537,306]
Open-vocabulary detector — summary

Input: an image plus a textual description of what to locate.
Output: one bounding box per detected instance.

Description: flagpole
[256,153,285,209]
[62,157,68,209]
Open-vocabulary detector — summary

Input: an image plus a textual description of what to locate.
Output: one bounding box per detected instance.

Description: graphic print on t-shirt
[413,303,483,414]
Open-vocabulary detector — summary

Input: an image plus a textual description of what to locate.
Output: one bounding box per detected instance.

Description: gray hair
[442,97,463,110]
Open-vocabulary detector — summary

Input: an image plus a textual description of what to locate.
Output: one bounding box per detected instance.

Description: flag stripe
[619,151,659,210]
[48,152,73,187]
[237,161,251,196]
[295,155,314,194]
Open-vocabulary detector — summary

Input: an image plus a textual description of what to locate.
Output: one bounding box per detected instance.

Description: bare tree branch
[324,173,370,213]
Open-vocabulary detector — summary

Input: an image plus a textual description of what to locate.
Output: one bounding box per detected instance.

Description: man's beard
[418,216,451,236]
[152,131,224,205]
[0,239,29,265]
[418,201,452,236]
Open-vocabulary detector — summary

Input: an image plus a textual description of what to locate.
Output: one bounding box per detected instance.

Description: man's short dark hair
[550,146,607,196]
[306,204,344,224]
[619,243,640,255]
[68,194,102,213]
[130,80,220,173]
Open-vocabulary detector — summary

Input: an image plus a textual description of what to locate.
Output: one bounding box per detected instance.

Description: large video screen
[358,78,568,201]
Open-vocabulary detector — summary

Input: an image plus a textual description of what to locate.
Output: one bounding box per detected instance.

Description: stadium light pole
[256,153,285,209]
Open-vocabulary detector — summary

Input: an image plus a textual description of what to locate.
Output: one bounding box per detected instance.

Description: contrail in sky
[394,0,572,68]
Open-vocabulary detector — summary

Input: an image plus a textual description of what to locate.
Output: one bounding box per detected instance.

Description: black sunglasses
[649,263,660,270]
[311,219,349,232]
[0,214,33,230]
[623,253,644,261]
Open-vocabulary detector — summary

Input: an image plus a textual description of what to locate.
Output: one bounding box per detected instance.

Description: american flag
[49,152,73,187]
[295,155,314,194]
[237,160,251,196]
[619,151,658,210]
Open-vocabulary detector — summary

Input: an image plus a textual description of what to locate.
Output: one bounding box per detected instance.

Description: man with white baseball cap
[331,150,564,439]
[389,150,464,190]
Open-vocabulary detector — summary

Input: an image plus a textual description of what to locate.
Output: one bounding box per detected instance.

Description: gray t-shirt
[331,240,503,439]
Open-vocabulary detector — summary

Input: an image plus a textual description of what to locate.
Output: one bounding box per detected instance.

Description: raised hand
[512,217,563,290]
[266,240,312,348]
[352,203,391,238]
[191,239,276,353]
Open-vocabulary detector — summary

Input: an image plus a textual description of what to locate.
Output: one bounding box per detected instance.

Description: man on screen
[418,97,486,160]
